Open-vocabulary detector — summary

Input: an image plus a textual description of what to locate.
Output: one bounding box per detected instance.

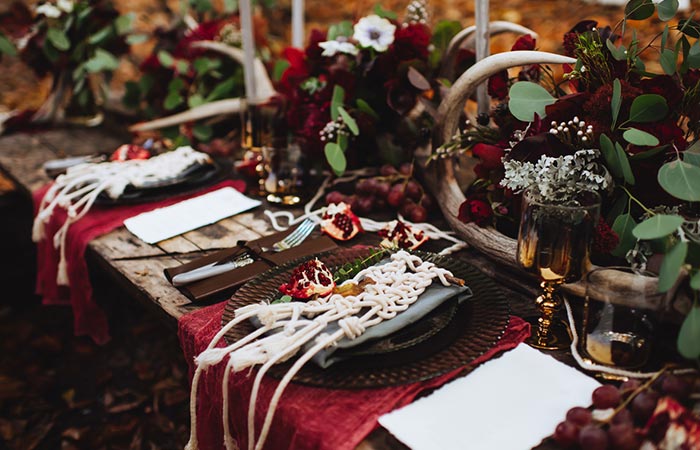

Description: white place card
[124,187,261,244]
[379,344,600,450]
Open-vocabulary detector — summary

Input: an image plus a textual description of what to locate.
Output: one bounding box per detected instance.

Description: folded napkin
[178,299,530,450]
[34,179,245,344]
[250,276,472,368]
[124,187,261,244]
[379,344,601,450]
[164,234,338,302]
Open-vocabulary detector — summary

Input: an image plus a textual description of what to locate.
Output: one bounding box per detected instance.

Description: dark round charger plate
[222,248,511,389]
[95,158,227,205]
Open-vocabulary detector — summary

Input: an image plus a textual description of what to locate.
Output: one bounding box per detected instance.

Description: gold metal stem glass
[517,186,601,350]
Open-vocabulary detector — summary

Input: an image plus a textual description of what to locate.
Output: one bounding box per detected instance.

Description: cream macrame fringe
[186,250,455,450]
[33,147,211,286]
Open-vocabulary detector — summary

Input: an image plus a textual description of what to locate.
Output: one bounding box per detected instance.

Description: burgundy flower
[684,69,700,89]
[488,70,509,99]
[583,80,642,135]
[472,143,505,170]
[458,197,493,226]
[592,218,619,255]
[392,24,431,61]
[640,76,682,110]
[563,20,598,56]
[545,93,589,123]
[511,34,536,51]
[305,29,327,62]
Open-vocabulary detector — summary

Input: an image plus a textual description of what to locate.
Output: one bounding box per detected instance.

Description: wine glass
[517,186,601,350]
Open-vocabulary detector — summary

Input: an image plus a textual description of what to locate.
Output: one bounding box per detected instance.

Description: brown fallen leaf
[23,415,55,450]
[162,389,188,407]
[61,427,89,441]
[106,395,147,414]
[0,375,25,400]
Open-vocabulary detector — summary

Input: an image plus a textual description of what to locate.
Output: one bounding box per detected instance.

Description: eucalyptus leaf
[688,40,700,69]
[633,214,684,240]
[625,0,655,20]
[0,33,16,56]
[175,59,189,74]
[431,20,462,54]
[126,34,148,45]
[337,106,359,135]
[330,85,345,121]
[657,0,679,21]
[606,40,627,61]
[691,271,700,290]
[658,158,700,201]
[660,48,677,75]
[84,49,119,72]
[324,142,347,176]
[407,66,431,90]
[272,60,290,82]
[205,77,236,102]
[615,142,636,185]
[611,79,622,129]
[623,128,660,146]
[683,141,700,167]
[47,28,70,51]
[629,145,668,160]
[87,26,113,45]
[658,240,687,292]
[679,19,700,38]
[328,21,353,40]
[374,4,397,19]
[677,305,700,358]
[115,13,134,35]
[164,91,183,110]
[157,50,175,68]
[223,0,237,12]
[188,93,205,108]
[611,213,638,257]
[193,123,213,141]
[662,25,670,49]
[356,99,379,120]
[508,81,556,122]
[600,134,623,178]
[628,94,668,122]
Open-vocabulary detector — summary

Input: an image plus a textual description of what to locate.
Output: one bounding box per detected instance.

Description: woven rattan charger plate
[222,248,511,389]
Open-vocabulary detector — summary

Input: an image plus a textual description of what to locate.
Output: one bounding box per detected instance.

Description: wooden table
[0,126,565,449]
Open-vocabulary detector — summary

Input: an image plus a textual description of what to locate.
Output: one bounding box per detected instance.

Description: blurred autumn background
[0,0,696,449]
[0,0,689,115]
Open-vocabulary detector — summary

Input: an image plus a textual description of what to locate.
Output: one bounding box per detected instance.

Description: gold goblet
[517,186,601,350]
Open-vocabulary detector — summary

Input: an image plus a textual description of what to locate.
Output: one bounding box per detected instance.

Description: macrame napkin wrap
[252,279,473,369]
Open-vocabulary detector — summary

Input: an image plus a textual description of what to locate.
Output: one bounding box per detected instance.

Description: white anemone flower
[318,39,359,57]
[36,3,62,18]
[353,15,396,52]
[57,0,74,13]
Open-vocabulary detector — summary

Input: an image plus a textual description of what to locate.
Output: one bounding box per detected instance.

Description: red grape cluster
[553,374,693,450]
[324,163,434,222]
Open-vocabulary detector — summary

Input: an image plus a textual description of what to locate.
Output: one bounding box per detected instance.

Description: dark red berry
[380,164,398,176]
[566,407,592,426]
[578,424,608,450]
[410,205,428,223]
[553,420,579,447]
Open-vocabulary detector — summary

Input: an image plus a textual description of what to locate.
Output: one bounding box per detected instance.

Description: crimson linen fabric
[178,302,530,450]
[33,179,246,344]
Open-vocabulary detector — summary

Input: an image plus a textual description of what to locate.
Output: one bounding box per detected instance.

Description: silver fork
[171,218,316,286]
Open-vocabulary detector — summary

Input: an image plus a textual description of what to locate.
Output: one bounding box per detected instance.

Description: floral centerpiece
[0,0,135,123]
[434,0,700,355]
[276,1,467,174]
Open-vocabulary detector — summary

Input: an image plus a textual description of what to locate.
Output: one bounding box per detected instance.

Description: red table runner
[33,179,245,344]
[178,302,530,450]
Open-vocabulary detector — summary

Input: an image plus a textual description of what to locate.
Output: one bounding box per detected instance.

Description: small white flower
[36,3,62,18]
[57,0,74,13]
[353,15,396,52]
[318,40,359,57]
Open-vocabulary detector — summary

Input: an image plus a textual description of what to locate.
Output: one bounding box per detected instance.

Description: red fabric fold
[178,302,530,450]
[33,179,246,344]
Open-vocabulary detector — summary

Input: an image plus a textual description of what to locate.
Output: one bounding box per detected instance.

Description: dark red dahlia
[472,143,505,170]
[392,23,431,61]
[488,70,509,100]
[592,218,619,255]
[458,197,493,226]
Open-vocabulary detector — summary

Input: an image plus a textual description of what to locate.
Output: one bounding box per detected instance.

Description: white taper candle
[292,0,304,48]
[474,0,490,117]
[239,0,258,104]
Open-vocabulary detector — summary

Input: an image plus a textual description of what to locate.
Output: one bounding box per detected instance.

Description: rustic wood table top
[0,126,570,450]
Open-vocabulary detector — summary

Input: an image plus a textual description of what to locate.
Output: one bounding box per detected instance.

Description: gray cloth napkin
[251,268,472,369]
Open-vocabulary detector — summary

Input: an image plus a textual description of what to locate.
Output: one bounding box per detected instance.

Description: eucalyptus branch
[621,185,655,216]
